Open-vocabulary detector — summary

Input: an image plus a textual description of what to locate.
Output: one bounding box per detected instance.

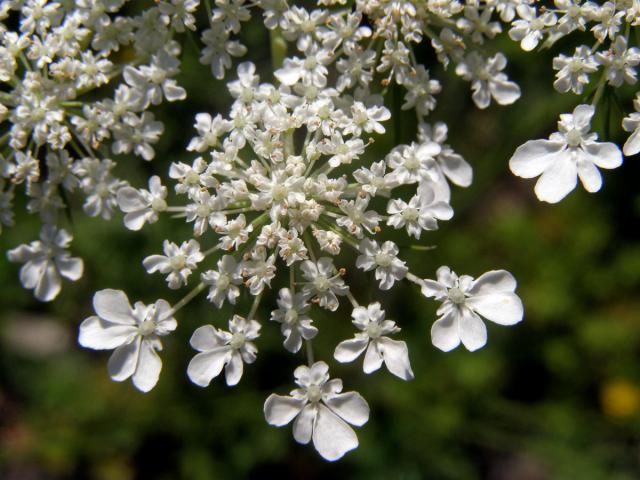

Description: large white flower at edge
[264,361,369,461]
[78,289,177,392]
[509,104,622,203]
[421,267,523,352]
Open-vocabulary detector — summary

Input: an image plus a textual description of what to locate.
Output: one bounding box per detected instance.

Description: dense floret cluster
[2,0,638,461]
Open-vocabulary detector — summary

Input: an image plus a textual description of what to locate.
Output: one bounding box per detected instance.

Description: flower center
[272,184,288,202]
[307,384,322,403]
[448,287,466,305]
[151,197,167,212]
[402,207,419,222]
[217,273,230,290]
[284,309,298,325]
[230,332,246,349]
[138,319,156,336]
[566,128,582,147]
[365,322,382,339]
[169,254,186,270]
[313,274,331,292]
[375,252,392,268]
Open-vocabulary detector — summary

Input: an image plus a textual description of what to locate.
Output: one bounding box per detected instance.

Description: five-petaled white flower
[421,266,523,352]
[143,239,203,289]
[270,288,318,353]
[264,361,369,461]
[78,289,177,392]
[334,302,413,380]
[509,104,623,203]
[187,315,261,387]
[7,225,83,302]
[356,239,407,290]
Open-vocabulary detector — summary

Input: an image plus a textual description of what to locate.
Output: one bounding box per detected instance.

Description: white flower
[186,113,231,152]
[7,225,83,302]
[509,104,623,203]
[421,266,523,352]
[386,191,453,239]
[264,361,369,461]
[622,93,640,156]
[553,46,598,94]
[334,302,413,380]
[455,52,521,109]
[270,288,318,353]
[143,239,203,289]
[508,6,556,51]
[201,255,243,307]
[117,176,168,231]
[356,239,407,290]
[187,315,261,387]
[78,290,177,392]
[300,257,348,311]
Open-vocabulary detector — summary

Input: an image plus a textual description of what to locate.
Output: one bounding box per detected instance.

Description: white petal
[56,256,83,281]
[324,392,370,426]
[490,79,521,105]
[186,347,230,387]
[107,337,140,382]
[458,311,487,351]
[362,342,383,373]
[577,158,602,192]
[534,155,578,203]
[78,316,137,350]
[189,325,222,351]
[34,262,61,302]
[19,260,43,290]
[440,153,472,187]
[132,340,162,392]
[466,292,523,325]
[124,211,150,231]
[421,279,447,299]
[293,403,317,445]
[377,337,414,380]
[274,64,301,86]
[142,255,168,274]
[468,270,517,296]
[431,310,461,352]
[93,289,134,325]
[117,187,146,212]
[334,337,369,363]
[312,404,359,461]
[264,394,306,426]
[623,129,640,156]
[509,140,565,178]
[224,351,244,386]
[583,142,623,169]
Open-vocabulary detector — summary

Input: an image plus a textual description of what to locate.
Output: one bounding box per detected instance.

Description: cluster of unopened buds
[1,0,637,460]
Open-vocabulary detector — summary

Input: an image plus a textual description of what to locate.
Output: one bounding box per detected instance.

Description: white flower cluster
[505,1,639,202]
[3,0,637,462]
[1,0,189,300]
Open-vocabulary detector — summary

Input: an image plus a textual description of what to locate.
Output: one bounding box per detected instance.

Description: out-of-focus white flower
[7,225,83,302]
